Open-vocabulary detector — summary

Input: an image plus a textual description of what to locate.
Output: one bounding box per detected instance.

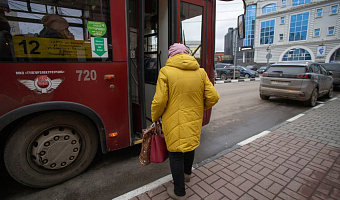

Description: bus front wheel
[4,111,98,188]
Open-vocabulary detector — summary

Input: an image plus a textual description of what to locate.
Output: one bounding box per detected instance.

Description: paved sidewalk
[129,98,340,200]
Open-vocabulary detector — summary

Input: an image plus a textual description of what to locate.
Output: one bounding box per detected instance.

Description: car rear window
[266,66,306,74]
[322,64,340,71]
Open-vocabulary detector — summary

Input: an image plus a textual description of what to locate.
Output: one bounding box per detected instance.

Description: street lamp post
[266,45,272,66]
[233,29,237,79]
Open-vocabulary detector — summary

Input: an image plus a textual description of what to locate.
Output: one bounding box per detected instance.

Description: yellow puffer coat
[151,53,219,152]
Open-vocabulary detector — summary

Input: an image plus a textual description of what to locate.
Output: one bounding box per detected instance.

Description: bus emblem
[18,76,65,94]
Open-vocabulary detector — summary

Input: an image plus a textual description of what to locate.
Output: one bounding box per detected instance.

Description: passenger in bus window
[151,43,220,200]
[0,15,14,61]
[39,14,74,39]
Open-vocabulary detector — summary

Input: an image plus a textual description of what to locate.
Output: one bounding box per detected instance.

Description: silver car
[259,62,334,107]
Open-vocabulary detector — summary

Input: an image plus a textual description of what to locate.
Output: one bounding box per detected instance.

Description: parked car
[257,66,270,74]
[247,65,258,71]
[260,62,333,107]
[215,64,240,80]
[234,65,257,78]
[321,63,340,87]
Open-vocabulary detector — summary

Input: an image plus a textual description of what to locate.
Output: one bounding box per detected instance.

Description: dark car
[247,65,258,71]
[321,63,340,87]
[260,62,333,107]
[234,65,256,78]
[258,66,270,74]
[215,64,240,80]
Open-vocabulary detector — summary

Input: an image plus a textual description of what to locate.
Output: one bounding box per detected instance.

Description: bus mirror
[237,14,245,39]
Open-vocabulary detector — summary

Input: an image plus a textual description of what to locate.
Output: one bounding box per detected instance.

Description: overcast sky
[215,0,244,52]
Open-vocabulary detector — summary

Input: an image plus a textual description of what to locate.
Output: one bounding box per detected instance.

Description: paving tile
[239,180,255,192]
[211,178,228,189]
[203,160,218,169]
[330,188,340,199]
[258,178,274,189]
[205,174,220,184]
[150,191,169,200]
[146,185,165,197]
[218,187,239,200]
[137,193,151,200]
[268,183,284,195]
[282,188,308,200]
[298,185,314,198]
[230,176,246,187]
[225,183,244,196]
[185,176,201,187]
[198,166,213,176]
[241,173,261,184]
[197,180,215,194]
[287,180,302,192]
[248,189,270,200]
[190,184,208,198]
[204,190,224,200]
[253,185,275,199]
[216,171,233,182]
[187,194,201,200]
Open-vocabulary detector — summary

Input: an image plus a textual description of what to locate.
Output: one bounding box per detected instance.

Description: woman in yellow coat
[151,43,219,200]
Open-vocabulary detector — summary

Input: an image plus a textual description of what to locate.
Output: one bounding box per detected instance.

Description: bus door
[176,0,215,125]
[129,0,214,145]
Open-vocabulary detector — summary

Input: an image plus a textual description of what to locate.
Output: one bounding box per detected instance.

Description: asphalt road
[1,81,339,200]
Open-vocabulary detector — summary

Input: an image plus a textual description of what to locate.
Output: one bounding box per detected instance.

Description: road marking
[112,174,172,200]
[313,104,324,109]
[237,131,271,146]
[286,114,305,122]
[330,97,338,101]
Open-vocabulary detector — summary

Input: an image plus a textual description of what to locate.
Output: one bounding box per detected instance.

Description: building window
[292,0,311,7]
[279,34,284,40]
[316,9,323,17]
[244,5,256,47]
[282,0,286,7]
[331,5,338,14]
[262,4,276,14]
[282,48,312,61]
[289,12,309,41]
[281,17,285,24]
[328,26,335,35]
[260,19,275,45]
[314,28,320,36]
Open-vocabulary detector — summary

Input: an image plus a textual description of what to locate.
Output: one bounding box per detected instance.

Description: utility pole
[233,28,237,79]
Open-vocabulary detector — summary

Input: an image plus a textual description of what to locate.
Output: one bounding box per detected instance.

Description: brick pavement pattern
[130,99,340,200]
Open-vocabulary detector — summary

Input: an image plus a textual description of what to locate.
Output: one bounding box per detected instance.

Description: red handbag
[150,121,168,163]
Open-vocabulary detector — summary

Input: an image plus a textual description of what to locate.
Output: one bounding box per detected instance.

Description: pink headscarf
[168,43,190,58]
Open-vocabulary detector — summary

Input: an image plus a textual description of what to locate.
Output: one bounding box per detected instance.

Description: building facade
[244,0,340,64]
[224,27,247,64]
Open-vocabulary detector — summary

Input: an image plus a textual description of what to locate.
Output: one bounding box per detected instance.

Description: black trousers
[168,150,195,196]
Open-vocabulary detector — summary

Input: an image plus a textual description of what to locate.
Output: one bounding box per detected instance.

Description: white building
[244,0,340,64]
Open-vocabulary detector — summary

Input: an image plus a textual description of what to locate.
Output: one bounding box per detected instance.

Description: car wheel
[4,111,98,188]
[245,74,250,78]
[260,94,270,100]
[326,84,333,99]
[304,88,318,107]
[220,73,227,80]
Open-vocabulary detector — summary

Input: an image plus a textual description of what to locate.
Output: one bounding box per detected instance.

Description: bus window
[180,2,203,66]
[3,0,112,62]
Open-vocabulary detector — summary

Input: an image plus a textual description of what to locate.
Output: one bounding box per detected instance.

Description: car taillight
[262,72,268,77]
[297,74,311,79]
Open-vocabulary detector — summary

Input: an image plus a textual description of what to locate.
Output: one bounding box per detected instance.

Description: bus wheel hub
[31,127,81,169]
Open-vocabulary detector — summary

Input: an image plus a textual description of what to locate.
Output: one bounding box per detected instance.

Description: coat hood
[165,53,199,70]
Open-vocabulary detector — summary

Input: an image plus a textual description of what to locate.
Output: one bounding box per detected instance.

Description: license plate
[271,81,290,85]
